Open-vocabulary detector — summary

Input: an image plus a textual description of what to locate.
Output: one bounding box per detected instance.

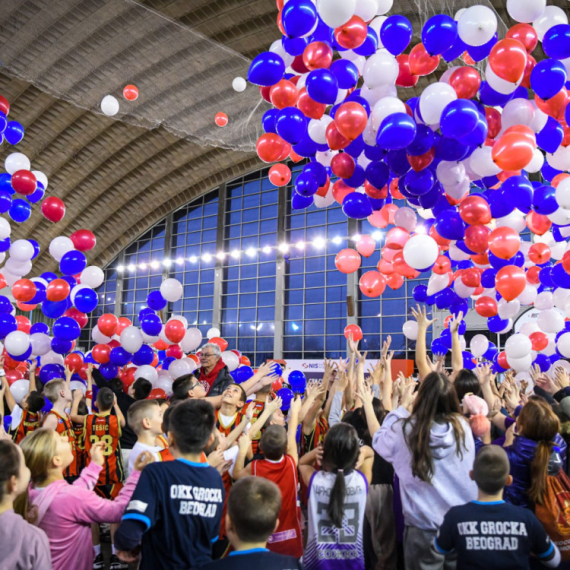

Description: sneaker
[109,554,129,570]
[93,553,105,570]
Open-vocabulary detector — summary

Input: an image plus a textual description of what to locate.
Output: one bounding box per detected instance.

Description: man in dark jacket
[197,343,233,397]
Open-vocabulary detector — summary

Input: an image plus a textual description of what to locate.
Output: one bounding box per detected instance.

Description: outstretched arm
[449,312,464,377]
[410,305,436,381]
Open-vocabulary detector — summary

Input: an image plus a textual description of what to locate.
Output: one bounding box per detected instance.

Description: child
[114,399,225,569]
[18,428,152,570]
[158,402,177,462]
[216,383,248,436]
[434,445,561,569]
[126,399,164,476]
[300,422,369,570]
[200,477,304,570]
[233,396,303,558]
[0,439,52,569]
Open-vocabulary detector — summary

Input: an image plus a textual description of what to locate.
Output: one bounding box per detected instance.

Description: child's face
[189,382,207,399]
[62,385,72,403]
[54,433,74,470]
[271,408,286,427]
[147,405,164,436]
[21,393,29,410]
[222,385,244,409]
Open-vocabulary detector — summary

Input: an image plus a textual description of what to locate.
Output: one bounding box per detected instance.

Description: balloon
[268,164,291,187]
[41,197,66,223]
[330,59,359,89]
[303,41,333,71]
[470,334,490,359]
[9,199,31,223]
[335,102,368,141]
[5,331,30,357]
[475,296,498,317]
[409,43,440,76]
[10,170,36,196]
[488,227,521,259]
[334,16,367,50]
[395,54,418,88]
[73,287,98,313]
[342,193,372,219]
[380,15,413,55]
[344,324,363,341]
[543,24,570,60]
[440,100,480,140]
[531,60,567,101]
[496,265,526,301]
[403,234,439,270]
[60,250,87,276]
[359,271,386,297]
[282,0,317,38]
[53,317,81,341]
[492,132,535,171]
[457,5,497,46]
[5,153,30,175]
[363,51,399,88]
[402,320,419,340]
[376,113,416,150]
[449,67,481,99]
[248,51,285,86]
[537,308,565,333]
[160,278,183,303]
[11,279,36,302]
[489,39,527,83]
[120,326,143,354]
[270,79,299,109]
[70,229,96,252]
[180,328,203,353]
[306,69,339,104]
[46,279,70,302]
[316,0,356,28]
[419,83,457,125]
[507,0,546,24]
[422,14,458,56]
[92,344,111,364]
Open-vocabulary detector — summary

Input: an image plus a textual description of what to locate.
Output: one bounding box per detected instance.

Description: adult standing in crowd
[198,343,234,397]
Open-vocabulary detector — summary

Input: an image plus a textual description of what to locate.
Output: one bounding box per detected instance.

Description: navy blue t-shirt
[119,458,225,570]
[200,548,304,570]
[435,501,555,570]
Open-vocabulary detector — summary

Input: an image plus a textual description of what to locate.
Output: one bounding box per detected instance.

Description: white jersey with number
[304,469,368,570]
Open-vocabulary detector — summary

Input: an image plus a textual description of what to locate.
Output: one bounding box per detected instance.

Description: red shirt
[44,411,78,478]
[199,359,226,395]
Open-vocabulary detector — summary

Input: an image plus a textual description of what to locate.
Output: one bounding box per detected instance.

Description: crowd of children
[1,328,570,570]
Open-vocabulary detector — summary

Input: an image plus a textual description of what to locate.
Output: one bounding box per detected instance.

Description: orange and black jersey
[245,400,266,455]
[44,411,78,479]
[84,413,124,486]
[73,421,88,473]
[215,409,245,437]
[301,415,329,455]
[13,409,41,444]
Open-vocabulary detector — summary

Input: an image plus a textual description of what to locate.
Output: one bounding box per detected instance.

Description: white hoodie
[373,406,477,531]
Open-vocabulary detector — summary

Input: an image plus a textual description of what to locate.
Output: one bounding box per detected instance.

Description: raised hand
[449,311,464,334]
[134,450,156,471]
[476,362,496,387]
[90,441,106,466]
[555,366,570,390]
[266,396,283,414]
[381,336,392,360]
[410,304,437,330]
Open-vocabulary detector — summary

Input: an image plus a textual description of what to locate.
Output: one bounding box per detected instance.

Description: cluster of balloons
[245,0,570,373]
[100,85,139,118]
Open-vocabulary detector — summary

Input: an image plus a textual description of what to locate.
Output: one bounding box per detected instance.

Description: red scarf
[199,358,226,394]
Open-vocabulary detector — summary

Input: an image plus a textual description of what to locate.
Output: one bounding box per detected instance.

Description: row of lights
[115,232,385,273]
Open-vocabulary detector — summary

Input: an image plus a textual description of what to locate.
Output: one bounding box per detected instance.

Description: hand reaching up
[410,304,437,330]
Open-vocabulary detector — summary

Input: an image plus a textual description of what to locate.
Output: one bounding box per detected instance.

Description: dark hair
[403,372,466,483]
[26,391,45,414]
[227,382,247,404]
[172,375,198,400]
[473,445,510,495]
[77,400,88,416]
[260,425,287,460]
[321,423,360,528]
[108,378,124,395]
[169,399,215,454]
[133,377,152,400]
[0,440,20,502]
[454,369,482,404]
[228,477,282,543]
[344,399,385,446]
[162,401,179,434]
[96,387,115,412]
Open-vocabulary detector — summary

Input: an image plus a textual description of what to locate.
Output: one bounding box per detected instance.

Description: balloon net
[0,0,267,152]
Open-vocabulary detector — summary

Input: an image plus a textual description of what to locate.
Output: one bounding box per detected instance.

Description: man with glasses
[197,343,234,397]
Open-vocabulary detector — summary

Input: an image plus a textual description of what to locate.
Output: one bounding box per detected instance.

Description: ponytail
[327,469,347,529]
[528,440,554,506]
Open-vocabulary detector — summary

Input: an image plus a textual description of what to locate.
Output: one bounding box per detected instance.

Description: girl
[0,440,52,569]
[17,428,153,570]
[373,372,477,570]
[300,422,368,570]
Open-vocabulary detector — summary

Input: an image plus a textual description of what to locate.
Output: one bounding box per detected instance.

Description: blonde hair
[128,400,160,436]
[44,379,66,404]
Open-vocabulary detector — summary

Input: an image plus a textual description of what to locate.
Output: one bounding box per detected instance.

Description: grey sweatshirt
[373,406,477,531]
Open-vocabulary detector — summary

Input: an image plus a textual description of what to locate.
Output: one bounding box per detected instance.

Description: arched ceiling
[0,0,565,275]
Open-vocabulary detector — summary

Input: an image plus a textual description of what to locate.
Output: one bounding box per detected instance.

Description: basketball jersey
[305,470,368,570]
[158,447,174,462]
[246,400,267,455]
[44,411,78,478]
[74,421,87,473]
[251,455,303,558]
[84,413,124,485]
[215,409,243,437]
[156,434,168,449]
[13,409,41,444]
[302,416,329,455]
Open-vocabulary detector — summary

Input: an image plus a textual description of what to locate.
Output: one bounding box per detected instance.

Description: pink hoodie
[28,462,141,570]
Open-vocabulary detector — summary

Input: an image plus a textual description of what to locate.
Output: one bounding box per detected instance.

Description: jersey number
[89,434,114,456]
[316,501,359,544]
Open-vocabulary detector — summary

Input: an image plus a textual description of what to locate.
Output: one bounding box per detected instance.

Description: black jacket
[203,364,234,397]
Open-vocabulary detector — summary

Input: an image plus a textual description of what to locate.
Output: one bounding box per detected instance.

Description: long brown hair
[518,398,560,505]
[403,372,466,483]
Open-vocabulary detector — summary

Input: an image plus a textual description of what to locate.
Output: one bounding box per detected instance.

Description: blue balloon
[466,33,497,62]
[342,193,372,219]
[488,316,510,333]
[533,185,558,215]
[282,0,317,38]
[110,347,133,366]
[344,165,365,188]
[404,168,434,196]
[132,345,154,366]
[419,184,442,209]
[0,191,12,214]
[303,162,327,186]
[435,136,470,161]
[53,316,81,340]
[457,113,488,147]
[422,15,458,56]
[282,36,309,56]
[0,174,12,195]
[481,268,497,289]
[345,136,365,158]
[51,337,73,355]
[4,121,24,145]
[261,109,279,133]
[288,370,307,392]
[276,107,307,145]
[539,266,555,288]
[60,250,87,276]
[407,125,435,156]
[478,81,513,107]
[39,364,65,384]
[147,291,167,311]
[439,100,480,139]
[42,299,69,319]
[0,112,6,134]
[74,287,98,313]
[531,59,567,100]
[552,263,570,289]
[292,192,313,210]
[376,113,416,150]
[61,275,77,290]
[365,161,389,189]
[386,149,411,176]
[30,322,49,335]
[99,363,119,380]
[234,366,254,384]
[309,17,332,43]
[435,210,466,240]
[536,116,564,154]
[9,198,31,223]
[543,24,570,60]
[534,353,551,373]
[353,27,379,56]
[140,313,162,336]
[0,313,16,338]
[292,131,318,158]
[487,189,512,218]
[41,272,58,284]
[413,284,428,303]
[296,173,318,197]
[161,356,175,370]
[247,51,285,86]
[380,15,413,55]
[306,69,338,104]
[483,342,498,361]
[28,239,40,259]
[502,175,533,214]
[431,340,448,355]
[276,388,294,411]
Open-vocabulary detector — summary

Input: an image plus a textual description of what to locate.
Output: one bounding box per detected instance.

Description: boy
[216,383,249,437]
[434,445,560,569]
[114,399,225,569]
[126,399,164,477]
[233,396,303,558]
[201,477,304,570]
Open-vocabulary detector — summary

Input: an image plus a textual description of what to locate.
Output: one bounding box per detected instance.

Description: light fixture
[202,253,212,262]
[352,234,361,242]
[189,256,198,263]
[127,264,136,272]
[231,250,241,259]
[332,236,342,245]
[296,241,305,250]
[216,252,226,260]
[150,260,160,269]
[292,323,299,331]
[278,243,289,253]
[117,265,125,272]
[312,237,326,249]
[163,259,172,267]
[262,246,272,254]
[246,247,257,257]
[176,257,184,265]
[139,263,147,270]
[372,231,382,241]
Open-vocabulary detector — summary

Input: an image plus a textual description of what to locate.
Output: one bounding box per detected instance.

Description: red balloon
[409,43,440,76]
[17,302,37,312]
[268,164,291,187]
[334,16,367,49]
[492,132,535,171]
[475,296,498,317]
[70,229,96,252]
[506,24,538,53]
[92,343,111,364]
[5,369,23,385]
[488,227,521,259]
[123,84,139,101]
[489,39,527,83]
[259,85,271,103]
[303,41,333,70]
[335,248,361,274]
[256,133,286,163]
[291,54,310,74]
[356,235,376,258]
[335,102,368,141]
[498,351,509,369]
[386,273,404,290]
[464,225,491,254]
[563,251,570,274]
[166,344,184,360]
[384,227,410,250]
[316,176,331,197]
[396,54,419,88]
[272,378,283,392]
[458,196,492,225]
[120,367,137,390]
[209,337,229,352]
[117,317,132,335]
[65,353,83,373]
[449,67,481,99]
[326,121,351,150]
[46,279,70,302]
[529,331,548,351]
[269,79,298,109]
[11,170,36,195]
[11,279,36,302]
[407,148,435,172]
[344,324,363,341]
[520,54,536,89]
[148,388,167,400]
[364,181,387,199]
[359,271,386,298]
[297,88,326,120]
[78,362,89,381]
[392,252,418,278]
[0,95,10,116]
[154,338,169,351]
[15,315,31,334]
[41,197,66,223]
[535,88,570,121]
[461,268,481,288]
[526,211,551,235]
[496,265,526,301]
[332,180,354,204]
[331,153,355,179]
[528,243,551,265]
[240,355,251,366]
[107,339,120,350]
[433,255,451,275]
[98,313,118,337]
[485,107,502,139]
[165,319,185,344]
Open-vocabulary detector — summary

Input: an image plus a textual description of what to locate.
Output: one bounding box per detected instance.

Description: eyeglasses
[201,353,216,358]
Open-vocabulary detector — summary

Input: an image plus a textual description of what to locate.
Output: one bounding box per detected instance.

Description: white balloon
[9,239,34,262]
[470,335,489,358]
[269,39,295,67]
[554,288,570,310]
[120,326,143,353]
[80,266,104,289]
[31,170,48,189]
[458,5,497,46]
[505,334,532,359]
[508,353,532,373]
[49,236,75,262]
[369,16,387,38]
[427,272,450,296]
[180,328,203,353]
[469,146,502,177]
[134,365,158,385]
[402,320,418,341]
[207,327,221,340]
[533,6,568,41]
[2,270,19,288]
[141,331,160,344]
[159,325,174,346]
[160,278,183,302]
[0,218,12,240]
[92,325,111,344]
[30,332,52,356]
[403,235,438,270]
[42,351,64,366]
[449,242,471,262]
[70,380,86,395]
[519,284,538,306]
[501,99,535,130]
[454,280,476,299]
[497,318,514,334]
[525,149,544,173]
[334,88,348,105]
[169,358,192,380]
[556,178,570,209]
[485,65,521,95]
[354,0,377,21]
[10,380,30,405]
[363,51,399,88]
[440,66,461,84]
[495,210,526,233]
[535,291,554,310]
[101,95,119,117]
[436,161,465,187]
[371,97,406,130]
[548,208,570,226]
[498,298,521,319]
[308,116,333,144]
[6,258,31,277]
[394,207,417,232]
[419,83,457,125]
[537,308,565,333]
[317,0,356,27]
[314,189,335,208]
[70,284,89,304]
[4,331,30,356]
[557,332,570,358]
[222,350,240,372]
[316,149,337,167]
[154,376,173,395]
[444,178,471,202]
[169,315,189,329]
[361,83,398,106]
[376,0,392,15]
[547,146,570,172]
[507,0,545,23]
[454,8,466,21]
[5,152,30,175]
[232,77,246,92]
